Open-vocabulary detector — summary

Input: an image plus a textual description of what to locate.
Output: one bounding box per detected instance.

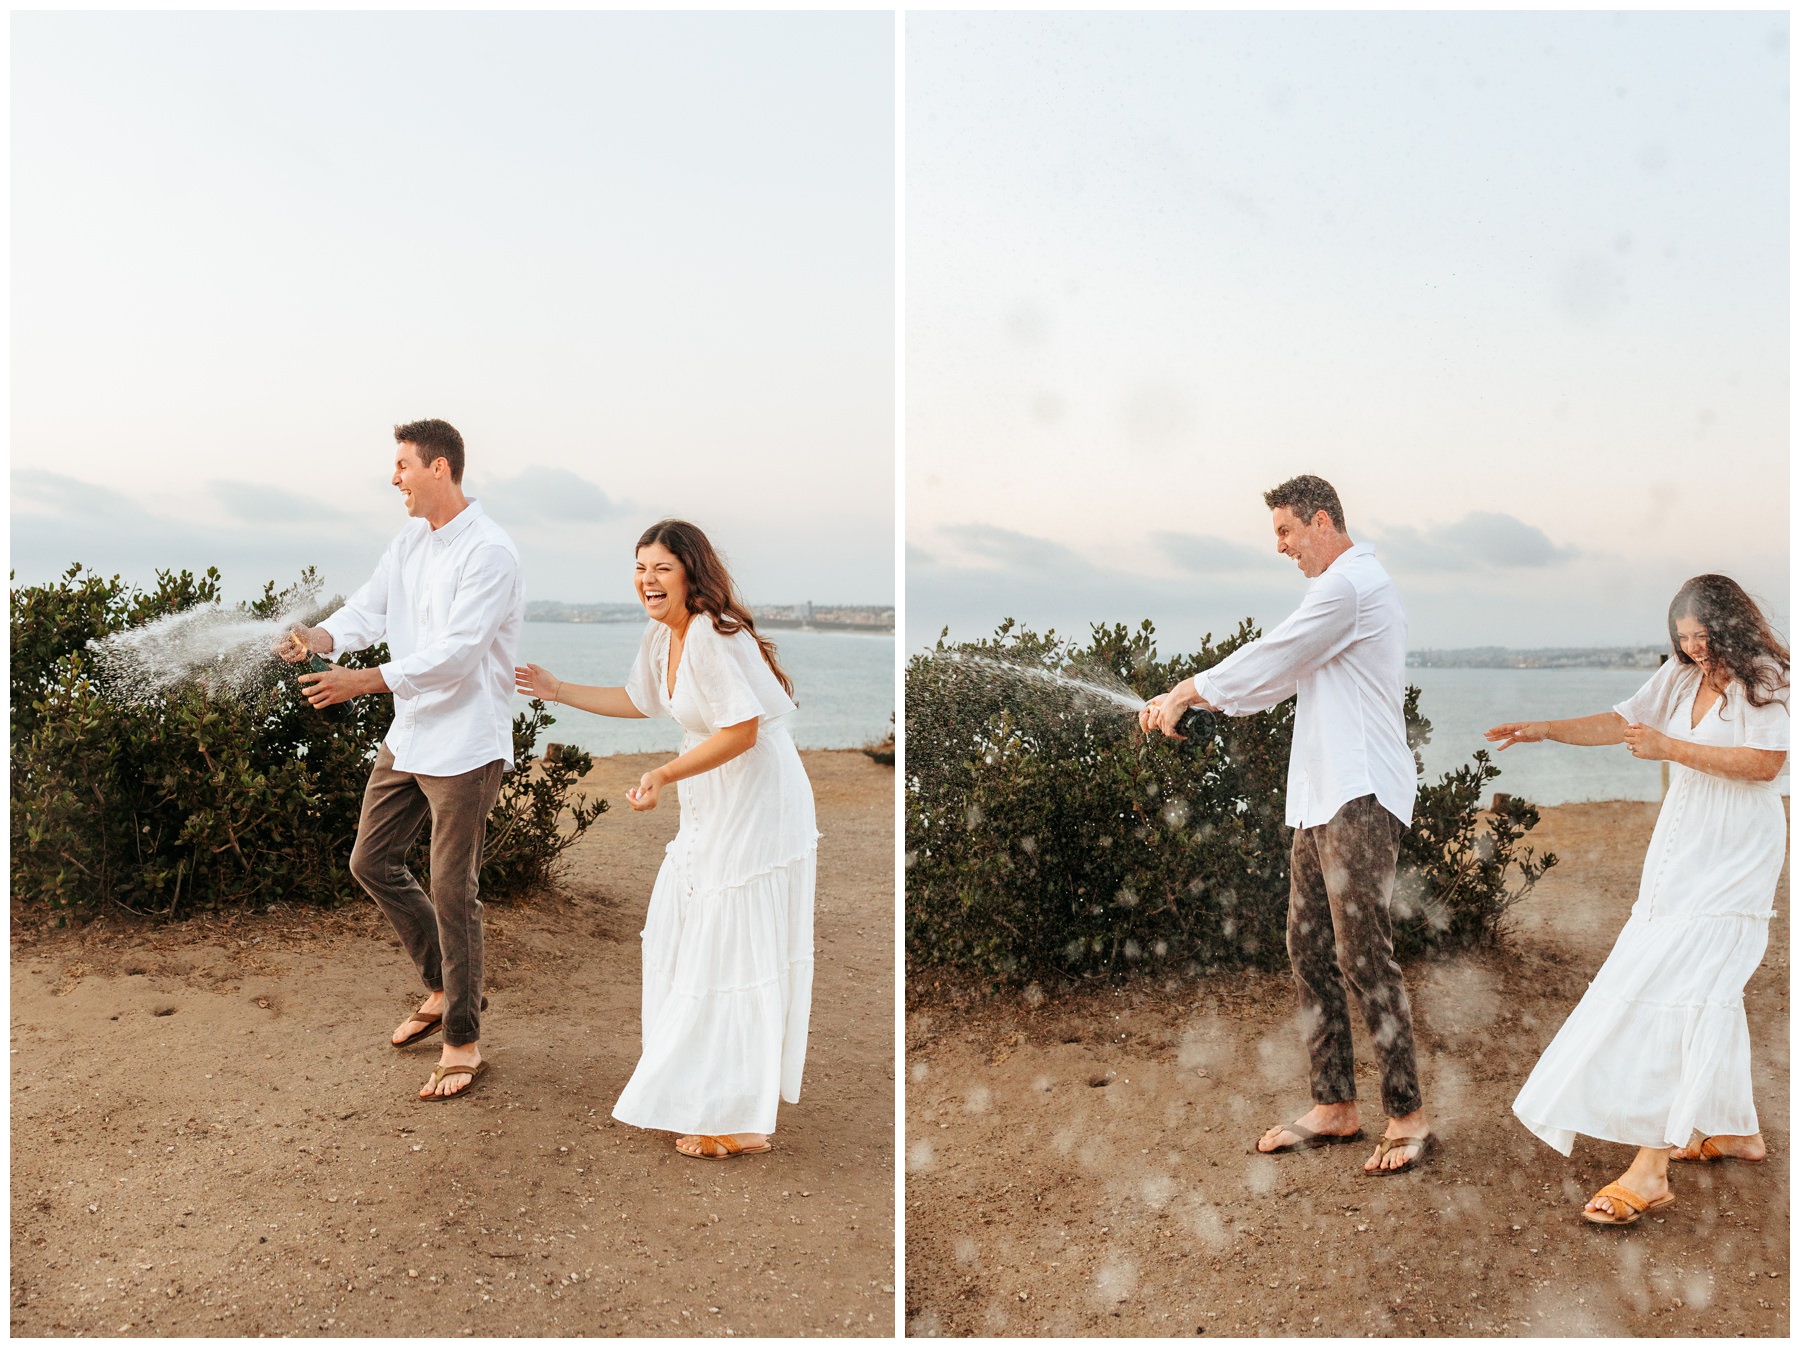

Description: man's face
[1271,506,1337,579]
[392,442,444,518]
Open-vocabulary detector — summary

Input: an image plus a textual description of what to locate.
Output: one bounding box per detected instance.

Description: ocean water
[513,620,895,756]
[1407,666,1789,806]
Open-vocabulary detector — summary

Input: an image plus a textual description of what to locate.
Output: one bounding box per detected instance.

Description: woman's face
[635,543,690,627]
[1675,614,1711,670]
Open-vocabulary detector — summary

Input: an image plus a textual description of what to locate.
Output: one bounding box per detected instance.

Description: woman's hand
[1622,722,1674,762]
[514,663,563,703]
[1484,721,1547,751]
[627,769,666,812]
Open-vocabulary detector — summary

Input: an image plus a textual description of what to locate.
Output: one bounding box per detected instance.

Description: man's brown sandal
[392,994,488,1048]
[675,1134,774,1160]
[1582,1181,1674,1225]
[1258,1121,1365,1154]
[417,1060,487,1101]
[1362,1132,1434,1176]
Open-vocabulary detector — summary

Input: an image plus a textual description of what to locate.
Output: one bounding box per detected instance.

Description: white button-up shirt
[320,499,525,776]
[1194,542,1415,830]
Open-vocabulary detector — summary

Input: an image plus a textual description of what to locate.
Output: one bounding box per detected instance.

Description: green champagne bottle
[288,633,348,720]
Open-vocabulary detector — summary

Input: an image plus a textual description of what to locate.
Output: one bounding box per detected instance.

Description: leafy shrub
[905,618,1556,982]
[11,564,605,917]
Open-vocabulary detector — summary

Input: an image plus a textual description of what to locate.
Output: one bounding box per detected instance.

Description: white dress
[609,614,819,1136]
[1513,659,1789,1154]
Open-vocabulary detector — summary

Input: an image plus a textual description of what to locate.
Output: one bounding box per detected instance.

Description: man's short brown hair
[1263,474,1345,533]
[394,419,465,484]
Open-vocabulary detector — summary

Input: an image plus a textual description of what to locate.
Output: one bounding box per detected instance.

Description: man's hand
[1142,679,1210,739]
[297,664,387,708]
[277,625,335,663]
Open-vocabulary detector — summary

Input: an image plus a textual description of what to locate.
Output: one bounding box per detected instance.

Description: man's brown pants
[349,744,504,1047]
[1286,793,1422,1118]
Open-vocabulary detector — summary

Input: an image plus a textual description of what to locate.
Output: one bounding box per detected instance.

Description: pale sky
[907,11,1788,653]
[13,11,894,608]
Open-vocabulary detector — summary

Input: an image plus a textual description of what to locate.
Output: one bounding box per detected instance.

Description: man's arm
[281,546,397,705]
[1149,577,1358,737]
[279,545,395,661]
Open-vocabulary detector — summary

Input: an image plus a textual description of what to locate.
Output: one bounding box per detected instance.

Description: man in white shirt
[1142,475,1432,1174]
[280,419,524,1101]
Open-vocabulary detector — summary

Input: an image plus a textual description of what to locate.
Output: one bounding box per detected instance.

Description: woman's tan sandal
[1582,1181,1674,1225]
[676,1134,773,1160]
[417,1060,487,1101]
[1258,1122,1365,1154]
[1362,1131,1434,1176]
[1673,1136,1766,1165]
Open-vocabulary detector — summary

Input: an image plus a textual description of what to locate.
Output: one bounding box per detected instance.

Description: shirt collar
[1323,541,1374,574]
[429,498,486,545]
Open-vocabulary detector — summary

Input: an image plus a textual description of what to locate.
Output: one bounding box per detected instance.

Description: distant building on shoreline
[1407,645,1665,670]
[526,600,894,634]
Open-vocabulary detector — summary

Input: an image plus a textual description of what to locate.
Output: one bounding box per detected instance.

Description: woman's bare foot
[392,991,446,1045]
[1672,1132,1767,1163]
[674,1133,772,1159]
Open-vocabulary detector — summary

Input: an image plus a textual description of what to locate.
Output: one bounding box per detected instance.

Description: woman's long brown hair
[1668,574,1789,709]
[637,519,795,697]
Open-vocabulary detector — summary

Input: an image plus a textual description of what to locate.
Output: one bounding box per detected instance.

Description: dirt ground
[904,800,1790,1337]
[11,749,895,1338]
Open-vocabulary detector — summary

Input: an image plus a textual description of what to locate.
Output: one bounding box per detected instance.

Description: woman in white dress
[515,519,817,1160]
[1485,574,1788,1225]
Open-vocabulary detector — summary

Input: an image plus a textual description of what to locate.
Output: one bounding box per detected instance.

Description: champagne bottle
[1175,705,1218,745]
[287,632,347,720]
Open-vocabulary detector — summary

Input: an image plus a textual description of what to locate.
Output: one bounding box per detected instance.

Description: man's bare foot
[1258,1102,1360,1152]
[1363,1108,1432,1173]
[674,1133,772,1159]
[393,991,446,1045]
[420,1041,481,1099]
[1672,1132,1767,1163]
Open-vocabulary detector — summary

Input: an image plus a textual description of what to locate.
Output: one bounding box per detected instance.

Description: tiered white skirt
[1513,768,1784,1155]
[611,724,818,1136]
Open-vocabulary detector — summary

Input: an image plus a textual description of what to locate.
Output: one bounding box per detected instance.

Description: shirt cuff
[1194,672,1231,716]
[379,662,406,697]
[317,616,350,656]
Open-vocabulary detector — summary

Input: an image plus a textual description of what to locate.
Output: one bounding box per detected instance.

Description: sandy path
[12,749,895,1338]
[904,800,1788,1337]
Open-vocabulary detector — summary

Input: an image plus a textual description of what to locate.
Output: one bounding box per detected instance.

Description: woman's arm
[514,664,647,719]
[1621,723,1787,782]
[1485,711,1626,751]
[628,718,759,811]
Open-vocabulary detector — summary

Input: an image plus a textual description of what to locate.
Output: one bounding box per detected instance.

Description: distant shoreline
[1407,645,1666,670]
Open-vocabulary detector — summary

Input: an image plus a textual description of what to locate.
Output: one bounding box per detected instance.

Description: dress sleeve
[1613,659,1683,727]
[623,624,660,718]
[1738,675,1790,752]
[684,621,771,730]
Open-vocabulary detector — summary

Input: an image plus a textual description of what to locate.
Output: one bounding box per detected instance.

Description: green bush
[11,564,605,918]
[905,618,1556,983]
